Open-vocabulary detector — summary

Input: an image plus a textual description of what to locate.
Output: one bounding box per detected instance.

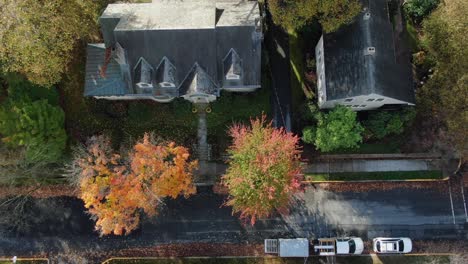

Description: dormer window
[223,49,243,85]
[226,73,240,80]
[364,47,376,56]
[134,57,154,84]
[363,12,371,20]
[136,82,153,94]
[155,57,177,90]
[159,82,175,88]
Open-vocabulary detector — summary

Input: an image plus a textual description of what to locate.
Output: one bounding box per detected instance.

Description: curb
[0,257,49,264]
[101,254,457,263]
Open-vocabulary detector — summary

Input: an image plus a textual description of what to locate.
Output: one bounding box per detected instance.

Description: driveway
[265,15,291,131]
[0,185,466,260]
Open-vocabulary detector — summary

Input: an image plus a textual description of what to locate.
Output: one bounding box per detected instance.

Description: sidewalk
[305,159,441,174]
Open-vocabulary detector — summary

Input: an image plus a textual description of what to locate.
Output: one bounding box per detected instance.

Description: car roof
[336,240,349,254]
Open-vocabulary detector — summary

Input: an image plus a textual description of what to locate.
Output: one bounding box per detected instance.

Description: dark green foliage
[0,76,66,163]
[364,109,416,139]
[4,73,59,105]
[404,0,440,23]
[207,89,270,136]
[0,100,66,163]
[308,106,364,152]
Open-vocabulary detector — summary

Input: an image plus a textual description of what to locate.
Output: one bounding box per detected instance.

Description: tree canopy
[0,0,101,86]
[404,0,440,23]
[268,0,361,32]
[304,106,364,152]
[73,134,197,236]
[222,116,303,225]
[418,0,467,158]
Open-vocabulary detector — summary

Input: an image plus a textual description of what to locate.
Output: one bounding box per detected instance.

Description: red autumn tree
[75,134,197,236]
[221,115,303,225]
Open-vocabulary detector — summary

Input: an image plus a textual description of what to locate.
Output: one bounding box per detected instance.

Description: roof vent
[364,12,371,20]
[364,47,376,56]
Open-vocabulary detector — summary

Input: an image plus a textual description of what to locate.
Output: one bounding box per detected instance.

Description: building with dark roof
[84,0,262,104]
[315,0,415,111]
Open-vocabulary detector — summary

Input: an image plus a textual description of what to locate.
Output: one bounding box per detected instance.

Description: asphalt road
[0,185,466,261]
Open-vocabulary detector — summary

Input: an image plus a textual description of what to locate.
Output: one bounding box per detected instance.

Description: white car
[336,237,364,255]
[373,237,412,254]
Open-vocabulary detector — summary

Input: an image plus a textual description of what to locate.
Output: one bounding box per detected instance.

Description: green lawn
[104,256,451,264]
[306,170,444,182]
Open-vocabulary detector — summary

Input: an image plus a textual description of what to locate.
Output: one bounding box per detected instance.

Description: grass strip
[305,170,444,182]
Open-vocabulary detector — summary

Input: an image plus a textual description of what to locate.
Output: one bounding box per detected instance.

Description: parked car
[315,237,364,255]
[336,237,365,255]
[373,237,412,254]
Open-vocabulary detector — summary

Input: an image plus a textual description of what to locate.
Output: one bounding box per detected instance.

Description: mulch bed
[0,184,78,198]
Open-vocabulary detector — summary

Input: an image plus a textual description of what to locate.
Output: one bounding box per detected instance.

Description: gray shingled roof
[84,44,127,96]
[323,0,415,103]
[85,0,261,99]
[179,63,218,96]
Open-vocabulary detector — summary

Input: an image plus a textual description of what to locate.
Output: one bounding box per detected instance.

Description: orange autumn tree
[222,115,303,225]
[75,134,197,236]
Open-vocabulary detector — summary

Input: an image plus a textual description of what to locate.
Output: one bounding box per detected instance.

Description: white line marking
[460,179,468,222]
[448,181,456,225]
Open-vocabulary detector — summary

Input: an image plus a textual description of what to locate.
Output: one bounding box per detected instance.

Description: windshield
[399,240,404,252]
[376,241,380,252]
[349,240,356,253]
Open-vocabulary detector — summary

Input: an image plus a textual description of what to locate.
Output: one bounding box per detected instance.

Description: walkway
[305,159,441,174]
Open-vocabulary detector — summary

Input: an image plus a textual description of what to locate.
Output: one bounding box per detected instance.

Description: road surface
[0,184,466,261]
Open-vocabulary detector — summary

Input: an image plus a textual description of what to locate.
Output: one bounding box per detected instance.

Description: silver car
[336,237,365,255]
[373,237,412,254]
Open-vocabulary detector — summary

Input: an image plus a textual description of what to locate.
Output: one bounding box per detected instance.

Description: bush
[364,109,416,139]
[311,106,364,152]
[302,126,316,144]
[0,76,66,163]
[404,0,440,23]
[0,100,67,163]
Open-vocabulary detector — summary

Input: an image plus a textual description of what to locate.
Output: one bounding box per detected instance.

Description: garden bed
[305,170,444,182]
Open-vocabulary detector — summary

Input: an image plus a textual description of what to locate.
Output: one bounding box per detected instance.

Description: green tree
[222,116,303,225]
[311,106,364,152]
[268,0,361,32]
[404,0,440,23]
[0,99,66,163]
[418,0,467,158]
[318,0,362,32]
[0,0,101,86]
